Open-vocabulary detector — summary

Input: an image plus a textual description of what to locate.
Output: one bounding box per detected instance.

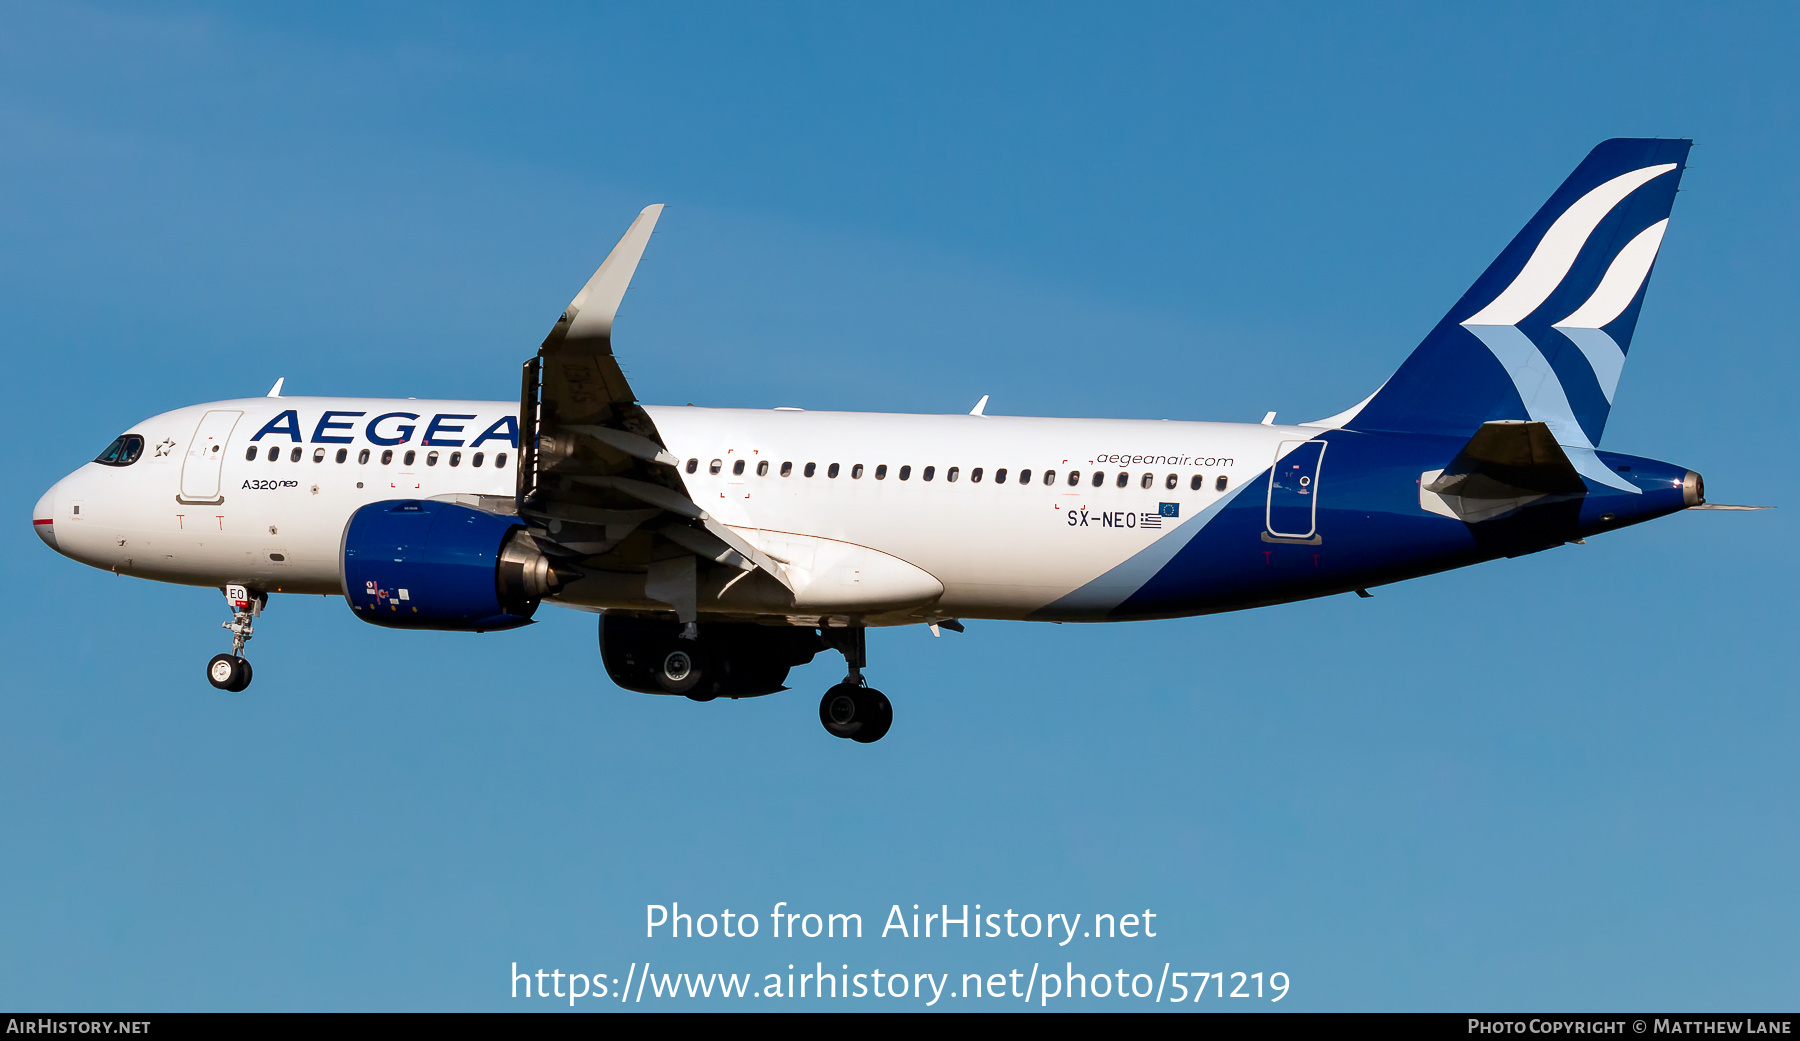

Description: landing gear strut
[207,584,263,692]
[818,625,891,743]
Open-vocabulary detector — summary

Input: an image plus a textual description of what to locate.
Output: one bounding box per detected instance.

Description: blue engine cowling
[341,500,538,631]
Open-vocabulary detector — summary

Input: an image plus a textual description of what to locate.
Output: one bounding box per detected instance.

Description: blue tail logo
[1345,139,1691,491]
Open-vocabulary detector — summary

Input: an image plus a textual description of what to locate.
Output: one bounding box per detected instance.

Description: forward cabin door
[179,410,242,504]
[1264,439,1326,542]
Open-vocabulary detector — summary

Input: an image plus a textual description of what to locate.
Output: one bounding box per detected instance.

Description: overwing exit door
[179,410,242,504]
[1265,438,1326,542]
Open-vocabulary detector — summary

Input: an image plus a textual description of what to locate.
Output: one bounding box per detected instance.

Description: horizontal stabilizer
[1420,421,1588,524]
[1426,420,1587,499]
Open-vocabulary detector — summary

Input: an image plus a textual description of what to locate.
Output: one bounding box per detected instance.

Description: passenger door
[1265,439,1326,541]
[179,410,242,504]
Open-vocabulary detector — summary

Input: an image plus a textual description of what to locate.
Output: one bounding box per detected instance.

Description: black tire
[206,654,237,691]
[207,654,252,692]
[654,646,707,696]
[819,682,862,738]
[820,682,891,741]
[850,688,892,744]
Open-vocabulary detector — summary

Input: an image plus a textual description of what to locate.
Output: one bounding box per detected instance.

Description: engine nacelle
[599,613,825,700]
[341,500,558,631]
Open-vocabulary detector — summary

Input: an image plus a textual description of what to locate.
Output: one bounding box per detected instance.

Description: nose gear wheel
[206,653,252,692]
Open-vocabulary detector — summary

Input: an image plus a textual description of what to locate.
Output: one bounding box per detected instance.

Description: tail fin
[1341,138,1691,488]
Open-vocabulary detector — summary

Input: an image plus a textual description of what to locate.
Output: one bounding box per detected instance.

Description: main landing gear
[818,626,891,743]
[207,584,263,692]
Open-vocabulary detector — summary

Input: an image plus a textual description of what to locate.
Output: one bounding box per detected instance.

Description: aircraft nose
[33,484,58,550]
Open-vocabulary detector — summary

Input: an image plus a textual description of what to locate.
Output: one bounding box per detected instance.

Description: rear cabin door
[1265,439,1326,540]
[179,410,242,503]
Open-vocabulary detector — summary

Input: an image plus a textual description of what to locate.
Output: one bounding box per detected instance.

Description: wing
[517,206,790,620]
[533,203,663,434]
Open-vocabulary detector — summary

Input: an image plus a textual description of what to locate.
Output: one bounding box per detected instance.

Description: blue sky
[1,2,1794,1011]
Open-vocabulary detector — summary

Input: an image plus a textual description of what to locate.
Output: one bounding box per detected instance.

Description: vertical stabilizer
[1344,139,1690,488]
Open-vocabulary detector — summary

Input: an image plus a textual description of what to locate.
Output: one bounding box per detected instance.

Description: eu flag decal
[1159,502,1179,518]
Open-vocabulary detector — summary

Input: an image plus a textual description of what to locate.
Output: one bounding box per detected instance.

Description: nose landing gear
[818,625,891,743]
[206,584,263,692]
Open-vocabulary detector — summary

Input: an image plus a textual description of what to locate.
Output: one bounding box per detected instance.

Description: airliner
[33,139,1754,743]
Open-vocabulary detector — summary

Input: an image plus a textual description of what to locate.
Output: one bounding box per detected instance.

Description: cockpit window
[94,435,144,467]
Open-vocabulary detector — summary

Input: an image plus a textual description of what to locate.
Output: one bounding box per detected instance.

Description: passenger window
[496,453,508,468]
[781,461,793,477]
[805,462,817,477]
[402,450,416,466]
[450,451,461,467]
[685,458,698,474]
[360,448,371,464]
[427,451,439,466]
[875,464,888,480]
[245,447,257,461]
[709,459,723,475]
[337,448,349,464]
[994,468,1007,484]
[1111,472,1124,488]
[970,467,982,483]
[1019,469,1031,484]
[852,463,864,479]
[899,465,912,481]
[946,467,959,482]
[1040,470,1053,485]
[1069,471,1082,487]
[923,466,935,481]
[757,460,769,476]
[289,447,302,462]
[381,449,394,465]
[470,451,482,467]
[1215,475,1228,491]
[1165,473,1177,490]
[1190,474,1203,491]
[732,459,745,476]
[313,447,326,463]
[828,463,840,478]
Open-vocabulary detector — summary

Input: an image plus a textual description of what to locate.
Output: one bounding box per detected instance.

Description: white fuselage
[36,395,1311,622]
